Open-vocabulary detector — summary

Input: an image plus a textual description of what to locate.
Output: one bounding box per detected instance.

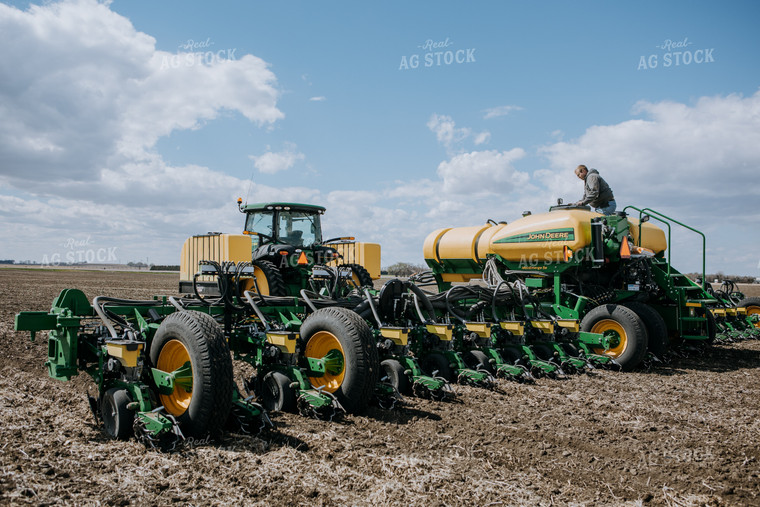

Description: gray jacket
[580,169,614,208]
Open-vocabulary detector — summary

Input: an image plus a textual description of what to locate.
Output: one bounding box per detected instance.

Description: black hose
[363,288,384,328]
[404,282,435,322]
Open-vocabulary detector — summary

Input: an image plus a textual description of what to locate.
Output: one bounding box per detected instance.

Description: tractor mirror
[557,198,563,205]
[641,214,650,223]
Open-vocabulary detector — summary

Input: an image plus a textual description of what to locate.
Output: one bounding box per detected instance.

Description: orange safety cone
[620,236,631,259]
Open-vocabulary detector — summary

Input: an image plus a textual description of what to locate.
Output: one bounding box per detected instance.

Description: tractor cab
[239,201,345,285]
[241,202,325,250]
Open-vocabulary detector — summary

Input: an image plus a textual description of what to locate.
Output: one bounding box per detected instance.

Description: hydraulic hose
[363,288,384,328]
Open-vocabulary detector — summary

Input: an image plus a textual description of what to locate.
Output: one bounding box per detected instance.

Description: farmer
[573,164,616,215]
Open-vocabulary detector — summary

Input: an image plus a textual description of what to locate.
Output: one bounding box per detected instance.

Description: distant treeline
[0,260,14,264]
[150,265,180,271]
[686,273,758,284]
[383,262,428,277]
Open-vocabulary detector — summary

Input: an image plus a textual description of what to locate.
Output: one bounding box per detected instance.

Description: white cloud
[483,105,522,119]
[473,131,491,145]
[436,148,528,195]
[427,113,490,154]
[250,144,305,174]
[309,96,326,102]
[540,91,760,211]
[0,0,282,187]
[0,0,286,263]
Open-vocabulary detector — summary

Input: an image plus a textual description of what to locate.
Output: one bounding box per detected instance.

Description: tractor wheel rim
[157,339,192,416]
[747,306,760,328]
[591,319,627,357]
[305,330,345,393]
[252,266,270,295]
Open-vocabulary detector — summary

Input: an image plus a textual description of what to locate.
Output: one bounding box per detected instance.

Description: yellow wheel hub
[747,306,760,328]
[240,266,271,296]
[591,319,628,357]
[305,331,345,393]
[156,339,192,416]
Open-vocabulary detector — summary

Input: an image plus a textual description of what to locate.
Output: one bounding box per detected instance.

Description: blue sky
[1,0,759,276]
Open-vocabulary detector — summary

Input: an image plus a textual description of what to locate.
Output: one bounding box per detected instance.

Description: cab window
[277,211,320,247]
[245,211,274,241]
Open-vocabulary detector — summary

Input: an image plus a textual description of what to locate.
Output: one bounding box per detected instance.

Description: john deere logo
[496,228,575,244]
[527,231,571,241]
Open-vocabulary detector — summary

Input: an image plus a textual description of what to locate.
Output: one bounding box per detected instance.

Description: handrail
[623,206,707,289]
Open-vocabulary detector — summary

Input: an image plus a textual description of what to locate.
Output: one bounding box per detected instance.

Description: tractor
[179,201,380,299]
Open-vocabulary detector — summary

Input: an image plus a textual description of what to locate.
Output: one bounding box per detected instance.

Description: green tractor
[179,201,380,298]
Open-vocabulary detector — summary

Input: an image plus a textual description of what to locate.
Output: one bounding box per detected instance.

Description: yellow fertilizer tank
[424,209,667,280]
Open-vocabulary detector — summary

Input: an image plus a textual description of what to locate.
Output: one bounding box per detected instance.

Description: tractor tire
[737,297,760,329]
[150,311,233,438]
[341,263,373,287]
[580,304,648,371]
[248,260,287,296]
[101,388,134,440]
[261,371,297,413]
[300,307,379,414]
[380,358,411,395]
[420,352,454,381]
[622,302,670,358]
[465,350,493,373]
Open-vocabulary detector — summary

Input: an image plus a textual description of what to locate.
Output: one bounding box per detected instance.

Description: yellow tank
[627,217,667,254]
[422,225,492,282]
[180,233,252,283]
[489,209,600,262]
[424,209,670,273]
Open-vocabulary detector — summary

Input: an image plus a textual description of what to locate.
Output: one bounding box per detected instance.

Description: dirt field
[1,268,759,506]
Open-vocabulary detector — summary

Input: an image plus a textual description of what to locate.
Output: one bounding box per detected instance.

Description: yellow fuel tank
[627,217,667,254]
[424,210,669,272]
[489,209,600,262]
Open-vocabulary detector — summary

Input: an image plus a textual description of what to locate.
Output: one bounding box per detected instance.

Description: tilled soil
[1,268,759,506]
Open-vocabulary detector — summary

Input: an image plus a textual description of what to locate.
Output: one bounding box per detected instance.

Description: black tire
[101,388,133,440]
[300,307,379,414]
[150,311,233,438]
[465,350,493,373]
[580,304,648,371]
[248,260,287,296]
[380,358,411,395]
[623,302,670,358]
[341,263,373,287]
[737,297,760,329]
[261,371,297,413]
[420,352,454,381]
